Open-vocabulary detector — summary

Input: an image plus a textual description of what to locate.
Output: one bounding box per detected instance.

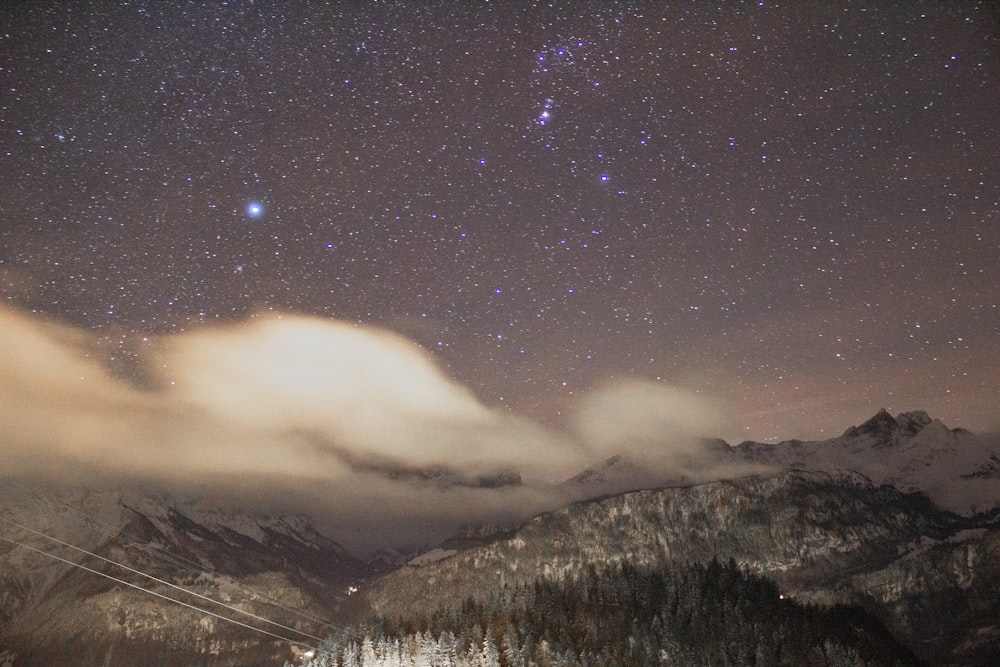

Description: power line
[0,479,340,629]
[0,529,320,653]
[0,515,335,645]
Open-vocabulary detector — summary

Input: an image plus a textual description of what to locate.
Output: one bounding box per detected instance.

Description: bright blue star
[247,202,263,218]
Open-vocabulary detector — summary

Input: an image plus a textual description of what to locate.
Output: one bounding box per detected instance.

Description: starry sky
[2,1,998,445]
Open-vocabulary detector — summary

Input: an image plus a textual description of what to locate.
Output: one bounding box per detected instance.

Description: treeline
[300,559,921,666]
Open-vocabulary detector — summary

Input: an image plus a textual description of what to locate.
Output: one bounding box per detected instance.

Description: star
[0,2,995,444]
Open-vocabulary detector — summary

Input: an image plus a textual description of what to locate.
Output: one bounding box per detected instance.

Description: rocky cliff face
[367,470,998,665]
[836,527,1000,665]
[0,483,365,666]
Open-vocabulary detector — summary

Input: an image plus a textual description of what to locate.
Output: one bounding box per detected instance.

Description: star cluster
[1,2,997,441]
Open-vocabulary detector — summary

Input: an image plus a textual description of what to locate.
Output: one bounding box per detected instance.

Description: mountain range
[0,484,365,665]
[2,409,999,665]
[562,409,1000,516]
[735,409,1000,516]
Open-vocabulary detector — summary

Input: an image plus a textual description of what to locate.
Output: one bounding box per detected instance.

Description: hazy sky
[2,1,997,460]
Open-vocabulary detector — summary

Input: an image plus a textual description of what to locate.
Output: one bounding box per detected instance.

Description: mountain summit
[735,409,1000,515]
[841,408,934,446]
[559,409,1000,517]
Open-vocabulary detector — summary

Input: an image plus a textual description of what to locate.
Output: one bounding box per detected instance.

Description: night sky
[2,1,998,444]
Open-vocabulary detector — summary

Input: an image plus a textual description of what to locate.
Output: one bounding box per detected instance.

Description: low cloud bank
[570,380,721,464]
[0,305,737,550]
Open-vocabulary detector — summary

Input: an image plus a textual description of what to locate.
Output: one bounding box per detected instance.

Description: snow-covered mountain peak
[906,417,952,448]
[735,410,1000,515]
[839,408,937,448]
[895,409,933,433]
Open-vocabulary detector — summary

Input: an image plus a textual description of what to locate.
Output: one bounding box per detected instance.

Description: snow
[198,512,269,544]
[899,529,988,562]
[408,548,458,567]
[734,410,1000,516]
[0,485,132,607]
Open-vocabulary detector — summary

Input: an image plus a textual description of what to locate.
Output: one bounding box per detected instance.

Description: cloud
[0,306,736,550]
[569,379,725,463]
[567,378,776,490]
[159,316,573,475]
[0,308,156,478]
[0,307,586,548]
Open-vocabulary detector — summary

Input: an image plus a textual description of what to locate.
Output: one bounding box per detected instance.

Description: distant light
[247,202,263,218]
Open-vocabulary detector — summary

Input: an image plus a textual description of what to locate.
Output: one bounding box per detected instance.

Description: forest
[299,559,921,667]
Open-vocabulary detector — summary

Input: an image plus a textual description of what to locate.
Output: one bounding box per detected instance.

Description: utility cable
[0,530,319,653]
[0,516,335,644]
[0,479,340,628]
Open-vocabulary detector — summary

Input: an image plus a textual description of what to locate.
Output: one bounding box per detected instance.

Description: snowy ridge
[368,468,1000,665]
[734,409,1000,515]
[0,482,365,664]
[407,548,458,567]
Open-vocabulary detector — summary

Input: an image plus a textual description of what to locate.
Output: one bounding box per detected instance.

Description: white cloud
[0,306,734,550]
[569,379,724,462]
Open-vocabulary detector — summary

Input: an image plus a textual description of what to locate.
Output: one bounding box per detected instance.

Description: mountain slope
[558,436,747,501]
[0,482,365,666]
[735,409,1000,514]
[366,470,998,665]
[557,410,1000,520]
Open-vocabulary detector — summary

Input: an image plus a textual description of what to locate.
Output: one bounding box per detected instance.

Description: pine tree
[342,640,360,667]
[478,627,500,667]
[360,635,376,667]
